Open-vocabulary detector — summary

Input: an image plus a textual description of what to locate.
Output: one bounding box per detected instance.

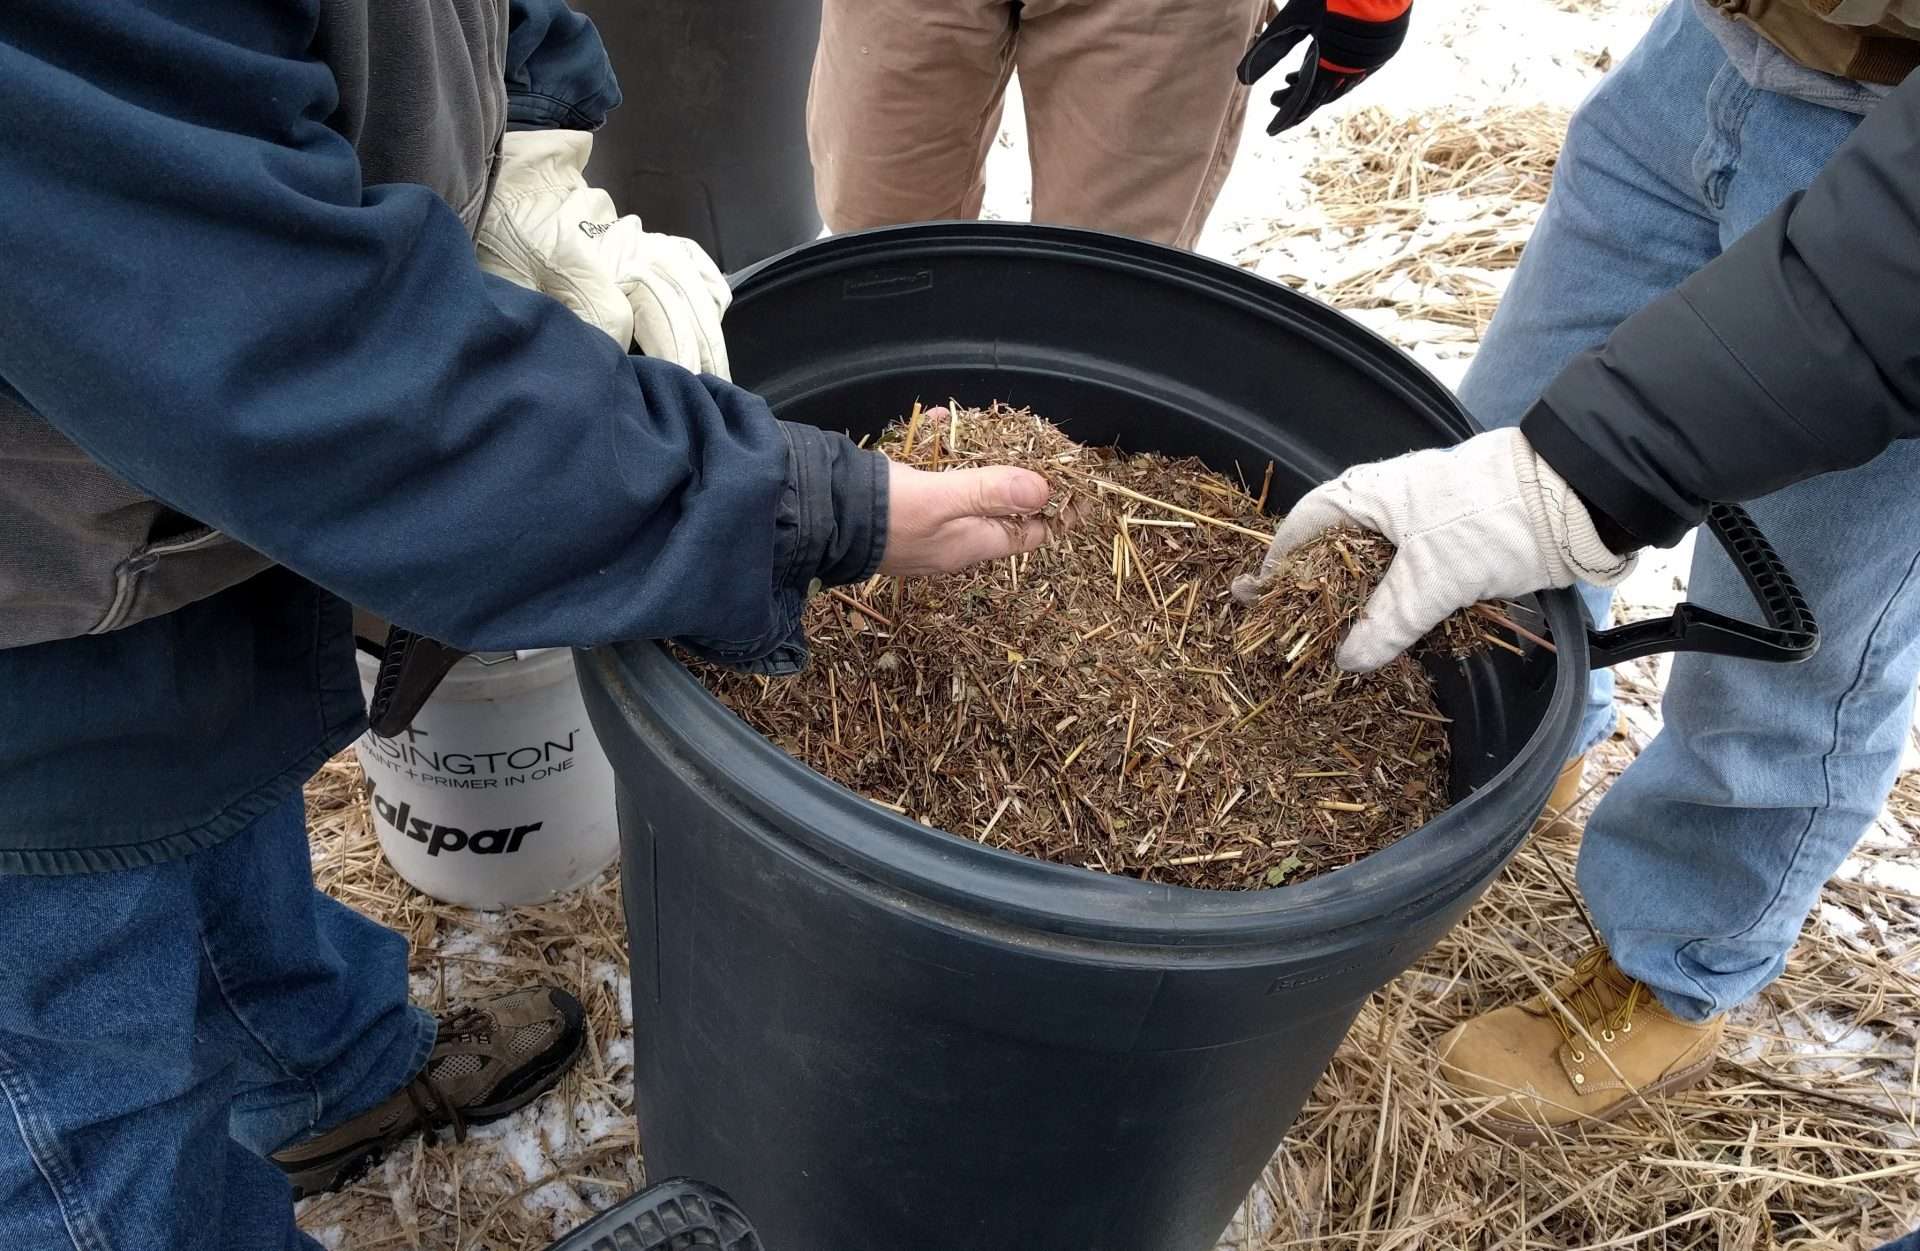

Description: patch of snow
[1835,854,1920,897]
[1409,351,1473,393]
[980,74,1033,220]
[421,924,511,1001]
[454,1078,639,1238]
[1723,1001,1771,1065]
[1818,901,1869,943]
[375,1149,419,1232]
[589,960,633,1027]
[1855,821,1915,853]
[541,1096,576,1155]
[1617,532,1694,611]
[434,929,505,960]
[576,1098,630,1145]
[1218,1182,1282,1248]
[471,1106,592,1236]
[1774,1008,1892,1075]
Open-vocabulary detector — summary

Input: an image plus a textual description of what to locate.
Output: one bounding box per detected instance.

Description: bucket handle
[366,627,468,737]
[1584,503,1818,670]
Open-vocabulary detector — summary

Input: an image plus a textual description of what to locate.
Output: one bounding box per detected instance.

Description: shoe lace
[1548,948,1644,1053]
[406,1071,466,1144]
[439,1006,493,1045]
[409,1006,494,1145]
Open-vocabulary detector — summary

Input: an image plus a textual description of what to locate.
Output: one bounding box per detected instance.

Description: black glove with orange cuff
[1236,0,1412,135]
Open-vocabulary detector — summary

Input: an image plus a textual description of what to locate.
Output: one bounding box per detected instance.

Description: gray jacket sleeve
[1521,71,1920,550]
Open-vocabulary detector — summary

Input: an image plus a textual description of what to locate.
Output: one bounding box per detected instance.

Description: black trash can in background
[575,0,823,272]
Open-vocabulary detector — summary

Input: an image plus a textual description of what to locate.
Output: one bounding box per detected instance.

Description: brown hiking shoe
[1434,948,1722,1144]
[274,986,586,1197]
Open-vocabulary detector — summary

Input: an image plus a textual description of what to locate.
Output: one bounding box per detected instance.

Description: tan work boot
[1433,948,1722,1144]
[273,986,585,1197]
[1539,714,1630,835]
[1537,753,1588,835]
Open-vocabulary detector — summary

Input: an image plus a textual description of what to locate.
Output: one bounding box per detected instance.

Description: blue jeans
[0,794,433,1251]
[1461,0,1920,1020]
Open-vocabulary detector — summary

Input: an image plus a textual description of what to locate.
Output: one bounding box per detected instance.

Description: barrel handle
[1584,503,1818,670]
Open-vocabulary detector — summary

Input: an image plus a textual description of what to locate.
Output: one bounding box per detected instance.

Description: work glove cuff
[1513,433,1636,588]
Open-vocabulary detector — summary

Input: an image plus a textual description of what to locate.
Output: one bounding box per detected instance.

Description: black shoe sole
[543,1178,763,1251]
[287,999,589,1201]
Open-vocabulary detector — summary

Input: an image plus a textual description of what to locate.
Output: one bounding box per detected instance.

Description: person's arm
[480,0,736,380]
[1523,71,1920,550]
[504,0,624,132]
[0,0,884,664]
[1238,73,1920,669]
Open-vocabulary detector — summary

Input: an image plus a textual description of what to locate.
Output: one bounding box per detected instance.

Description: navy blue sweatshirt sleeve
[505,0,623,131]
[1522,72,1920,550]
[0,0,884,660]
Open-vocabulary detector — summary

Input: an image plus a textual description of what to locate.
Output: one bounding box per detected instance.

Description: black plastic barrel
[574,0,822,272]
[576,225,1814,1251]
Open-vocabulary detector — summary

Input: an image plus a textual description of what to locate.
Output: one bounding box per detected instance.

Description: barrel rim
[593,222,1590,948]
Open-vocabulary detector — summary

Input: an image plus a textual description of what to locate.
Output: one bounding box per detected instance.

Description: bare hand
[878,459,1056,576]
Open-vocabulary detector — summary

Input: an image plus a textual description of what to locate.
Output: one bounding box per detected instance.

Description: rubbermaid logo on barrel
[369,783,541,858]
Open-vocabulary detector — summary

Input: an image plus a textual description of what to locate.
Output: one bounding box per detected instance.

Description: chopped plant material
[694,404,1509,890]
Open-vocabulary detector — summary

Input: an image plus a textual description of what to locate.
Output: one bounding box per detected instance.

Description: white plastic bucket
[352,647,618,909]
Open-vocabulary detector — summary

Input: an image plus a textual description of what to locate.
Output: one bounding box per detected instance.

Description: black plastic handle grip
[365,627,468,737]
[1586,503,1818,670]
[542,1178,764,1251]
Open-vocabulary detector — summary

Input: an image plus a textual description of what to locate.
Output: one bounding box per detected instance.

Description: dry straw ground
[1243,105,1570,341]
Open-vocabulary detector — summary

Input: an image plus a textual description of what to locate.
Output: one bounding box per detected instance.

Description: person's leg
[1435,3,1884,1139]
[1455,0,1729,759]
[1575,33,1875,1022]
[206,801,434,1157]
[1014,0,1269,248]
[807,0,1018,231]
[0,794,423,1250]
[1586,444,1920,1020]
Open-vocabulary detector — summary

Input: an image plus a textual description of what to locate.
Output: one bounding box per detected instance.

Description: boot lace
[410,1006,494,1144]
[1548,948,1644,1061]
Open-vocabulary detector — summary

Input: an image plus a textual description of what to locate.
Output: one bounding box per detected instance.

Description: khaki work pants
[808,0,1271,249]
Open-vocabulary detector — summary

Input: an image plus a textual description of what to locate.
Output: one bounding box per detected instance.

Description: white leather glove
[1231,428,1636,672]
[475,129,731,378]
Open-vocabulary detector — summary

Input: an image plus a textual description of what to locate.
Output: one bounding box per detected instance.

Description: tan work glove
[476,129,731,378]
[1232,428,1636,671]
